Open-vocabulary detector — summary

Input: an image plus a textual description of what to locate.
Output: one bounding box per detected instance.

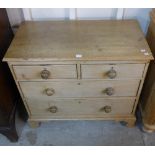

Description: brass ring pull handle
[48,106,57,113]
[107,68,117,79]
[104,87,114,96]
[103,106,112,113]
[41,69,50,79]
[45,88,55,96]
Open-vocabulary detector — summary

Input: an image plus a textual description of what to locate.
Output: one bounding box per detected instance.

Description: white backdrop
[6,8,152,34]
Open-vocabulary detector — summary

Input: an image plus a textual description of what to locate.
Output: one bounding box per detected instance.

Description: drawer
[26,98,135,116]
[19,80,140,98]
[13,65,77,80]
[81,64,145,79]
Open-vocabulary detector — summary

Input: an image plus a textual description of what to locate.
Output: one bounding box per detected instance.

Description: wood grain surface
[3,20,153,62]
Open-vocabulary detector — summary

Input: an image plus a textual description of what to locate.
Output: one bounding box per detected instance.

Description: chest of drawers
[3,20,153,128]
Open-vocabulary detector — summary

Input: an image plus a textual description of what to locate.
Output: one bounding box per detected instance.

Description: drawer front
[20,80,140,98]
[26,98,135,116]
[81,64,145,79]
[13,65,77,80]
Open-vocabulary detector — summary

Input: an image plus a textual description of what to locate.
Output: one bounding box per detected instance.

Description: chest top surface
[3,20,153,62]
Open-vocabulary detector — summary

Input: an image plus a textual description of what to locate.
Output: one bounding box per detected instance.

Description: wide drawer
[19,80,140,98]
[81,64,145,79]
[13,65,77,80]
[26,98,135,116]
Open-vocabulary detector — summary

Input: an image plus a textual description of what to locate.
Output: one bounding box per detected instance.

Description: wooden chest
[3,20,153,128]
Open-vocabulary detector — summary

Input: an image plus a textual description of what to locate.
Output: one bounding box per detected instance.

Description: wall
[6,8,152,34]
[123,8,152,34]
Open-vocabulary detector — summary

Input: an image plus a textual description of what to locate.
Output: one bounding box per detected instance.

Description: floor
[0,119,155,146]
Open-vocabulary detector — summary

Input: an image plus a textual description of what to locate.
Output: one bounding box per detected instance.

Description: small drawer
[13,64,77,80]
[26,98,135,116]
[81,64,145,79]
[19,80,140,98]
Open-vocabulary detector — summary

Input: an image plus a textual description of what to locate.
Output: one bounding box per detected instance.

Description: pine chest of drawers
[3,20,153,128]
